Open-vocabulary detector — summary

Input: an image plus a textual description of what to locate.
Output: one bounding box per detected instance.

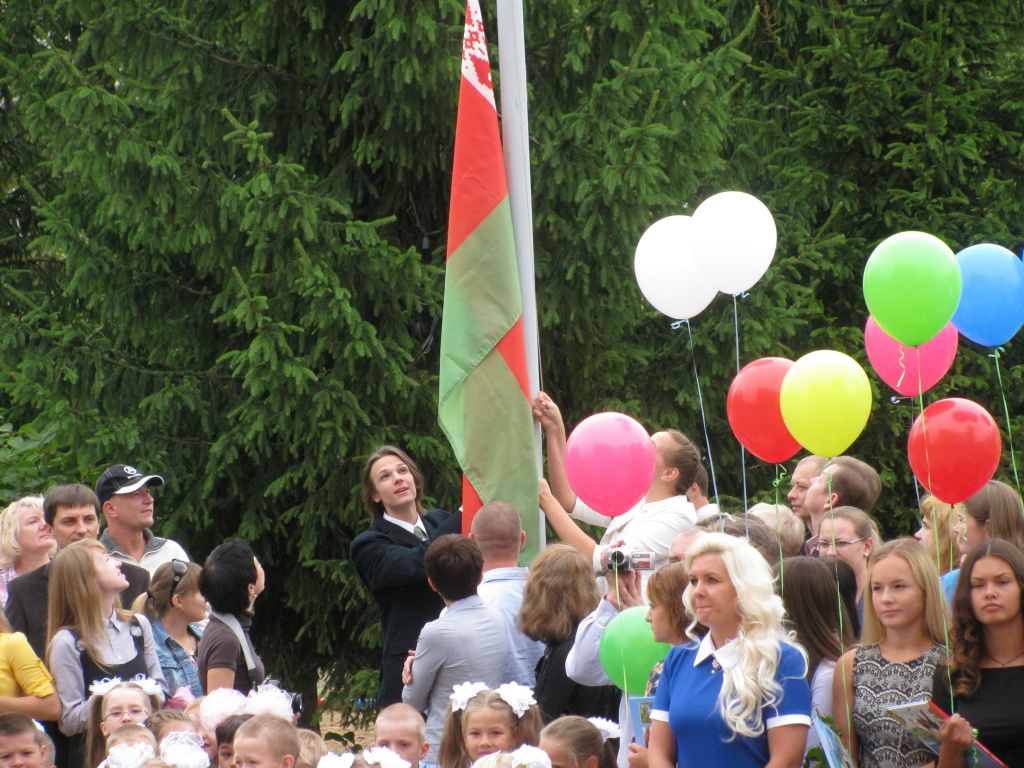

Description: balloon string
[824,465,854,743]
[913,349,954,715]
[908,406,922,513]
[991,348,1022,497]
[683,319,721,509]
[896,344,907,390]
[772,464,786,592]
[615,573,628,697]
[733,296,748,528]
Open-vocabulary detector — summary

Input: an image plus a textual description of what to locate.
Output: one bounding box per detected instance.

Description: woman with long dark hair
[778,557,855,755]
[932,539,1024,768]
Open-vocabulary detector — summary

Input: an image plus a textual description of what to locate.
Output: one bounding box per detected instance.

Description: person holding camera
[533,394,699,593]
[517,544,619,723]
[196,539,266,694]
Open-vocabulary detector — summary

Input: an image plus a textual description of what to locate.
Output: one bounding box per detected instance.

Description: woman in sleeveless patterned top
[834,539,949,768]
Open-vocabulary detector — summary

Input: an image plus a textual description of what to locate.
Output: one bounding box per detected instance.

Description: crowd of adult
[0,464,283,768]
[350,393,1024,768]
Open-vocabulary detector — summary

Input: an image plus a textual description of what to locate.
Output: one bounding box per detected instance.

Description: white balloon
[633,215,719,320]
[691,191,777,295]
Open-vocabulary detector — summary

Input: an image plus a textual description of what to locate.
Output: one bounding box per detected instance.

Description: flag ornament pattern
[438,0,539,558]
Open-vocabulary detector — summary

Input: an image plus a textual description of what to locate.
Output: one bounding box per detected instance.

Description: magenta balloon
[864,317,958,397]
[564,412,656,518]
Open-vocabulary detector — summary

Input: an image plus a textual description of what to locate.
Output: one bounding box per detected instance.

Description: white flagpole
[495,0,545,550]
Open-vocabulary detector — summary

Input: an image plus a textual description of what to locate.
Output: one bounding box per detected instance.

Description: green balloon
[863,231,962,347]
[598,605,672,696]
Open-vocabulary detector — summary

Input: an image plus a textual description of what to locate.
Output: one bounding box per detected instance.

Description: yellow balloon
[780,350,873,458]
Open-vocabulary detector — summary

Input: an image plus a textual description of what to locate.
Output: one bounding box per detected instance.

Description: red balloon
[727,357,802,463]
[908,398,1002,503]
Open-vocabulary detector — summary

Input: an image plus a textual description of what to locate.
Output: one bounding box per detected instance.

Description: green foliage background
[1,0,1022,710]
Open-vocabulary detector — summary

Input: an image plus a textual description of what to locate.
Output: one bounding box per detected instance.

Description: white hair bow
[494,682,536,717]
[160,731,210,768]
[89,675,162,698]
[199,688,247,733]
[509,745,552,768]
[587,718,620,742]
[243,684,293,721]
[106,743,156,768]
[361,747,410,768]
[318,754,355,768]
[450,681,488,712]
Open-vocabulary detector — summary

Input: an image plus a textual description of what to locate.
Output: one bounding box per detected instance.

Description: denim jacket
[152,618,204,698]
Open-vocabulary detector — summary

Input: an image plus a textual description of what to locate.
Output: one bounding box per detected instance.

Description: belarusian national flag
[438,0,539,559]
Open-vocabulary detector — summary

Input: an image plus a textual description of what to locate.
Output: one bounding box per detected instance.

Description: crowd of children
[0,681,619,768]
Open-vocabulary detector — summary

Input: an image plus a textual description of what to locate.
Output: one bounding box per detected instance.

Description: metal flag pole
[496,0,545,550]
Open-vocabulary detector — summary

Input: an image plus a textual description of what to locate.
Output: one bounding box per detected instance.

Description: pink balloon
[564,412,656,518]
[864,317,958,397]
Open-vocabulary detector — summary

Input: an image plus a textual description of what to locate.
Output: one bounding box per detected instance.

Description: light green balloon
[598,605,672,696]
[863,231,962,347]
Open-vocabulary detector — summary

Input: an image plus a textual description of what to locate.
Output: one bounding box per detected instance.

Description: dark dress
[349,509,461,706]
[63,618,149,768]
[533,636,620,723]
[852,643,946,768]
[932,664,1024,768]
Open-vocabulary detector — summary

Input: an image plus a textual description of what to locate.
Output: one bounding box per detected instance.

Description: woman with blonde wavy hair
[647,533,810,768]
[833,538,948,768]
[0,496,56,608]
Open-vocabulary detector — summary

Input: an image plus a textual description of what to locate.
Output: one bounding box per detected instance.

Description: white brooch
[509,745,552,768]
[318,754,355,768]
[361,747,410,768]
[587,717,620,742]
[450,681,488,712]
[495,682,536,717]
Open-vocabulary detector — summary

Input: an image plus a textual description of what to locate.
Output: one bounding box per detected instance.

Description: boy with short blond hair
[373,704,427,768]
[233,715,299,768]
[0,714,47,768]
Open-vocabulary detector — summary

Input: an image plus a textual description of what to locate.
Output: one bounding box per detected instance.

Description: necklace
[986,649,1024,667]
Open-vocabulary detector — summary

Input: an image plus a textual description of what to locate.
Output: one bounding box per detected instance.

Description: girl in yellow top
[0,611,60,719]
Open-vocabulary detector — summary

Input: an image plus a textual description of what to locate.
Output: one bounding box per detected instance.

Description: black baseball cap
[95,464,165,504]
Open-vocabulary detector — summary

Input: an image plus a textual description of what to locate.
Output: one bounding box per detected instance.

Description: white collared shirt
[693,631,741,669]
[383,512,429,540]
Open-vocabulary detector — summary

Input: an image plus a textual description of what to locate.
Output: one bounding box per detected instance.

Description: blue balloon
[952,244,1024,347]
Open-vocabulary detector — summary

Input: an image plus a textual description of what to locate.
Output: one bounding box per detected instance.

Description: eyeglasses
[169,559,188,597]
[104,707,148,721]
[814,537,867,553]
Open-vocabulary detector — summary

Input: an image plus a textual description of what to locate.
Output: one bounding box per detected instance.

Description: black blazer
[6,560,151,658]
[349,508,461,706]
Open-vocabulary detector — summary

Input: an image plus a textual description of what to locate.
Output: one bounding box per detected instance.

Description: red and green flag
[438,0,539,559]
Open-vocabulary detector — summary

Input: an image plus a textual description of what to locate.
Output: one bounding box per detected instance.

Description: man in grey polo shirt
[97,464,189,575]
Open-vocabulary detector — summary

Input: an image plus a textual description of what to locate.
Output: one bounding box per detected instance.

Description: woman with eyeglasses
[46,539,166,768]
[816,506,881,625]
[132,559,205,699]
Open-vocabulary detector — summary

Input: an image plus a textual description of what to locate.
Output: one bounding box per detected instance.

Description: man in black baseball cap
[97,464,189,576]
